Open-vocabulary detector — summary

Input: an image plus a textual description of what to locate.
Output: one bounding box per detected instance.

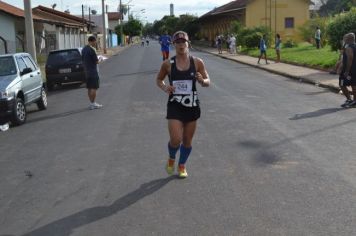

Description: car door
[23,55,42,101]
[16,56,32,103]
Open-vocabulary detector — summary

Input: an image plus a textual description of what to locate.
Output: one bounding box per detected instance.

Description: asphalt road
[1,42,356,236]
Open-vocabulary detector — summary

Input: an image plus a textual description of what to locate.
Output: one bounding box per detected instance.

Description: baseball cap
[173,31,189,42]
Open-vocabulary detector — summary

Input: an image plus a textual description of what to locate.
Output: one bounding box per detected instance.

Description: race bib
[173,80,192,95]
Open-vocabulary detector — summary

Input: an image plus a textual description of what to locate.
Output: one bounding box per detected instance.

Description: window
[0,57,17,76]
[16,57,27,72]
[285,17,294,28]
[23,56,37,71]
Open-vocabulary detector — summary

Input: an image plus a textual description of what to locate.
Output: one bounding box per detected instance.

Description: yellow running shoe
[166,158,175,175]
[178,164,188,178]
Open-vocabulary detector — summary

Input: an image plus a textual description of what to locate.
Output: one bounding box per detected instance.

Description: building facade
[0,1,91,55]
[199,0,311,42]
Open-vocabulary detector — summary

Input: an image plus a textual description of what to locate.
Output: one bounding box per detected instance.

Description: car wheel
[11,98,26,126]
[37,87,48,110]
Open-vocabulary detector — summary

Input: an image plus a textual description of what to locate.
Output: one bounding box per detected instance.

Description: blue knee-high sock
[179,145,192,165]
[168,142,180,160]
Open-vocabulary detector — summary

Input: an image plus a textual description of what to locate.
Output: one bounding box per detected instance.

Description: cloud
[2,0,231,23]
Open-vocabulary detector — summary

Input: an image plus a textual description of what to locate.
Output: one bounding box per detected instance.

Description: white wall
[0,13,17,53]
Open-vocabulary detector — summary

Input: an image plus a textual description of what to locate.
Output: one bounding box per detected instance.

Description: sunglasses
[174,39,187,44]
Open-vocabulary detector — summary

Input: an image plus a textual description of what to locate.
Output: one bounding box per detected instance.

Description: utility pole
[119,0,124,46]
[101,0,107,53]
[24,0,36,62]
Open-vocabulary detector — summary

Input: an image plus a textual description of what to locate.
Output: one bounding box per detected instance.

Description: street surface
[1,42,356,236]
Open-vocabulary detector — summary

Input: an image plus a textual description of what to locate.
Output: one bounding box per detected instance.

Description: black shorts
[86,74,100,89]
[339,75,356,87]
[166,102,200,123]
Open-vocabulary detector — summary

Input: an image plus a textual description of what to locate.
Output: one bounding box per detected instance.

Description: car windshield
[0,56,17,76]
[47,50,81,65]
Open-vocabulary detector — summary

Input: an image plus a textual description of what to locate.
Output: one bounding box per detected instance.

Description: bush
[283,39,298,48]
[298,16,330,45]
[239,26,271,49]
[326,7,356,51]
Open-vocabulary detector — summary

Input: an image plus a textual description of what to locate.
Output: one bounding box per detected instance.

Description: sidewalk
[98,43,134,58]
[193,46,340,93]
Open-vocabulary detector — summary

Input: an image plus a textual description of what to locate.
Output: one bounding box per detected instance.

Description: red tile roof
[0,1,41,20]
[108,12,122,21]
[200,0,248,19]
[34,5,87,24]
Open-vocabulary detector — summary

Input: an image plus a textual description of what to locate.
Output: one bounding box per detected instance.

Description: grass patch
[241,42,339,69]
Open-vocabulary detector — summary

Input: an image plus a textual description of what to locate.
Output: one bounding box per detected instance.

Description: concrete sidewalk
[193,46,341,93]
[98,43,135,58]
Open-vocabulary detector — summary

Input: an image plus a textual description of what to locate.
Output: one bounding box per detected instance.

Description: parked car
[45,48,85,90]
[0,53,47,125]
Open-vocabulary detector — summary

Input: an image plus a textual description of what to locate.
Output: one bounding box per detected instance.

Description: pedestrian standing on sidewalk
[229,34,236,54]
[217,35,223,54]
[315,27,321,49]
[159,31,172,61]
[156,31,210,178]
[275,34,281,63]
[258,34,269,64]
[340,33,356,108]
[82,36,103,110]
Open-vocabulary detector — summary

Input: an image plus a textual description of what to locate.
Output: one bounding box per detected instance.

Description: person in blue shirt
[275,34,281,63]
[81,36,103,110]
[159,31,172,61]
[258,34,269,64]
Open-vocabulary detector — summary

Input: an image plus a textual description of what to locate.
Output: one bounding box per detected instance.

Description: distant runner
[159,32,172,61]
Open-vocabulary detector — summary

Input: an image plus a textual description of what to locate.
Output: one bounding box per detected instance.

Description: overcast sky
[2,0,232,23]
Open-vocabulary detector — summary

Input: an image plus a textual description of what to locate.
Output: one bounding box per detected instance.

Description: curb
[192,46,341,94]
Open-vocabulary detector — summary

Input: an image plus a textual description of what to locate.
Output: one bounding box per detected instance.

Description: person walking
[340,33,356,108]
[159,31,172,61]
[155,31,210,178]
[258,34,269,64]
[275,34,282,63]
[315,27,321,49]
[82,36,103,110]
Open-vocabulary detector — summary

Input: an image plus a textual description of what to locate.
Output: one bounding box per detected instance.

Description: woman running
[156,31,210,178]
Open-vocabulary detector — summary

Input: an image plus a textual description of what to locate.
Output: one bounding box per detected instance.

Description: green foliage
[142,23,154,36]
[326,8,356,51]
[298,16,330,45]
[152,14,200,39]
[283,39,298,48]
[123,16,143,36]
[243,43,339,69]
[238,26,271,49]
[230,21,243,35]
[319,0,355,16]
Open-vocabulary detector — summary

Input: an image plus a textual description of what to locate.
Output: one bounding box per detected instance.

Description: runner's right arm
[156,61,175,94]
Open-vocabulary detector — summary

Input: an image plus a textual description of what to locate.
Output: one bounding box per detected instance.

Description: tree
[151,14,200,39]
[326,7,356,50]
[142,23,154,36]
[319,0,355,16]
[122,16,143,36]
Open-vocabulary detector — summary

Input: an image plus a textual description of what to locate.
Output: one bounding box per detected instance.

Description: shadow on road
[47,83,85,96]
[6,176,176,236]
[303,90,330,96]
[239,117,356,166]
[111,70,158,79]
[26,108,90,124]
[289,107,345,120]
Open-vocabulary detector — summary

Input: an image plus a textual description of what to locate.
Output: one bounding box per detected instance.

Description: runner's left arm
[195,58,210,87]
